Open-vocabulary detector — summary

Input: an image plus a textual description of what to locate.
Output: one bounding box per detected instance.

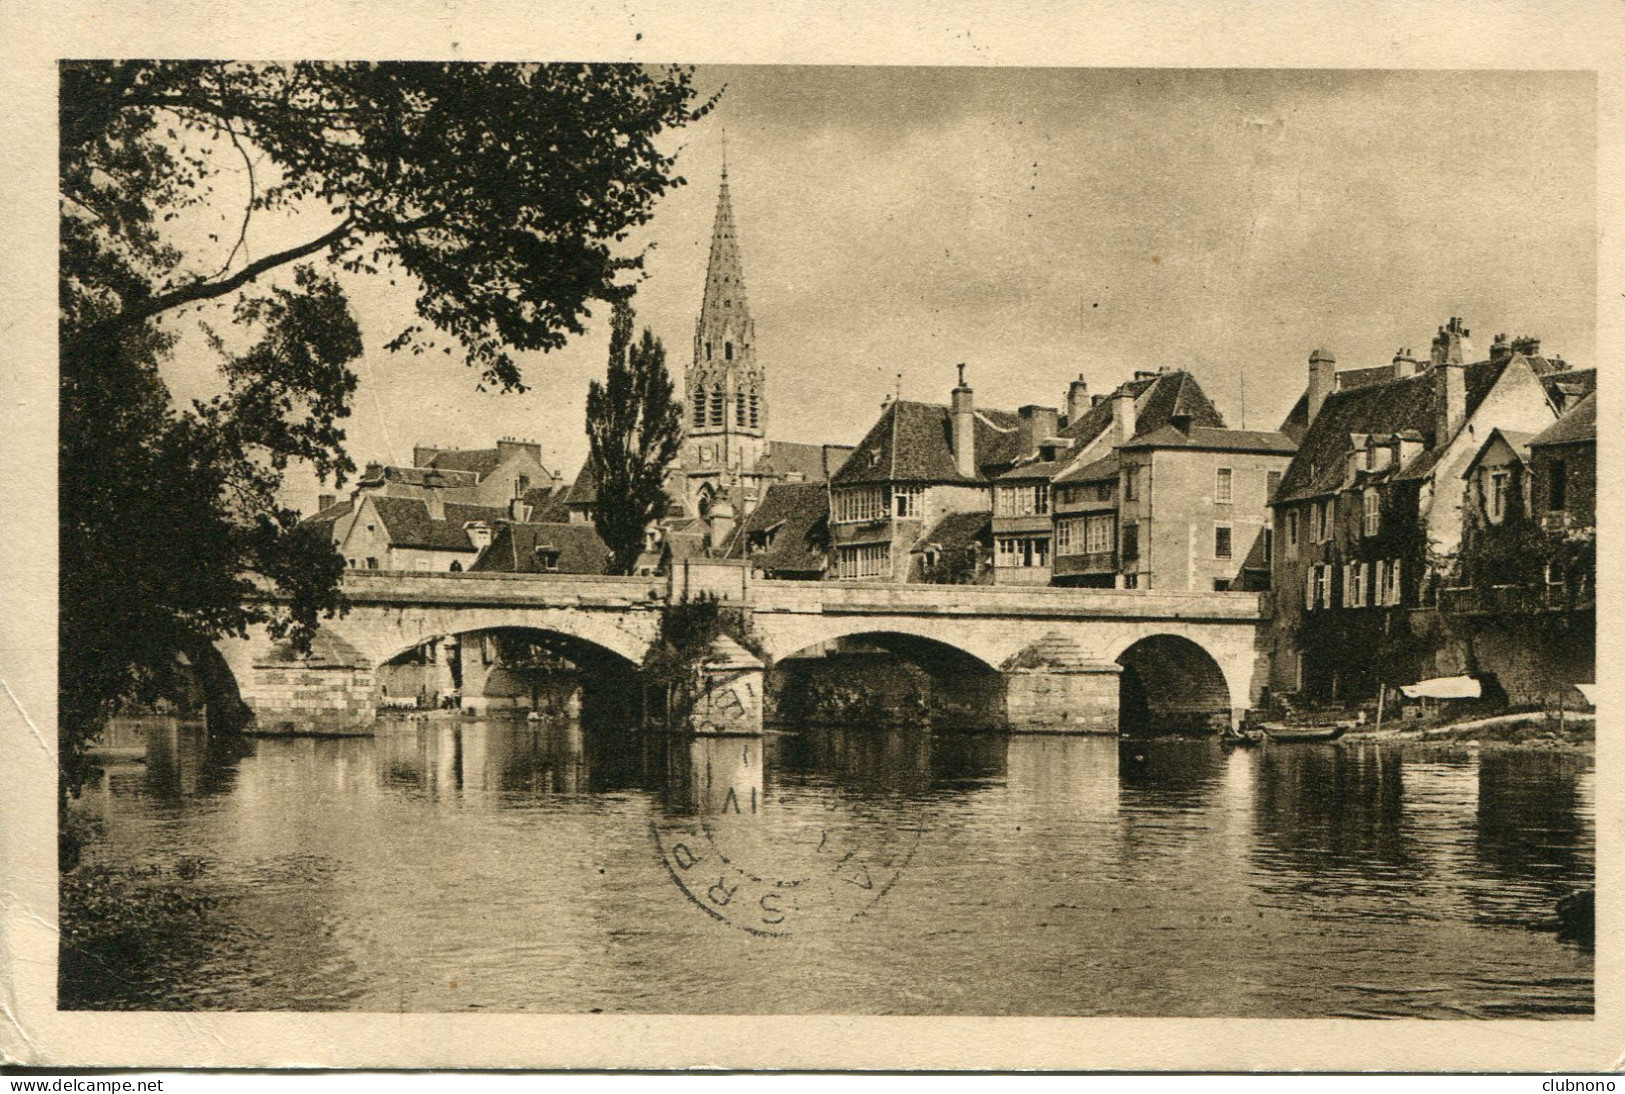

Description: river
[63,716,1593,1017]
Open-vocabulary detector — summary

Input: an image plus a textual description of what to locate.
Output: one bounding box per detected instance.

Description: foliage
[59,61,709,856]
[642,594,766,685]
[586,301,685,574]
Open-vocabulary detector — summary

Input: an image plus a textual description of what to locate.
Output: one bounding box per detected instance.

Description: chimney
[1018,405,1060,458]
[1430,317,1473,367]
[497,437,543,465]
[1066,374,1090,425]
[1111,387,1137,446]
[1391,348,1421,379]
[1511,335,1542,358]
[1435,356,1467,442]
[951,364,977,479]
[1091,392,1108,407]
[413,445,441,469]
[1307,349,1337,423]
[316,493,335,513]
[708,497,737,550]
[1488,333,1512,364]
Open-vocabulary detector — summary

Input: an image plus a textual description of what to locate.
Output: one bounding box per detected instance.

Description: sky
[162,67,1598,512]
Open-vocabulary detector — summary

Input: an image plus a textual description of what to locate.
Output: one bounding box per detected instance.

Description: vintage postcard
[2,0,1622,1072]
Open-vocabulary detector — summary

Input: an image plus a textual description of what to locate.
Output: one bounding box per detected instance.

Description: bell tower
[683,153,766,511]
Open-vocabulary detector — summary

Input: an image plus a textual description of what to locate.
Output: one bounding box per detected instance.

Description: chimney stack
[1489,333,1512,364]
[1511,335,1542,358]
[316,493,335,513]
[1307,349,1337,423]
[1431,317,1473,368]
[1066,374,1090,425]
[951,364,977,479]
[1391,348,1421,379]
[708,497,737,551]
[1435,357,1467,443]
[1111,387,1137,447]
[1018,405,1060,459]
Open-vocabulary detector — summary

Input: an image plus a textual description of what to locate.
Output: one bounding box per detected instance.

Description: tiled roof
[754,441,855,483]
[425,447,503,478]
[358,464,481,490]
[995,455,1072,482]
[1462,428,1535,480]
[521,485,571,524]
[1275,355,1535,503]
[564,462,597,506]
[1119,425,1296,454]
[913,509,992,554]
[302,498,353,542]
[725,481,830,575]
[1053,452,1119,486]
[1529,390,1596,448]
[468,521,610,574]
[369,497,506,551]
[1060,370,1227,447]
[1336,365,1395,392]
[1541,367,1597,407]
[829,399,1026,485]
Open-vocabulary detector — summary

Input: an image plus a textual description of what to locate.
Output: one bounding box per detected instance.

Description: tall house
[683,163,767,517]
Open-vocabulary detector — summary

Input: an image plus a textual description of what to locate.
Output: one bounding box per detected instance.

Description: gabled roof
[1119,425,1296,455]
[1058,370,1227,446]
[830,399,1026,485]
[468,521,610,575]
[725,481,830,574]
[1541,367,1597,409]
[1529,390,1596,448]
[1462,428,1535,480]
[564,462,597,506]
[912,510,992,554]
[1274,354,1537,503]
[302,497,354,541]
[1053,451,1120,486]
[368,497,507,551]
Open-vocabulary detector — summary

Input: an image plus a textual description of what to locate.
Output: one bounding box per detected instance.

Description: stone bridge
[218,566,1271,735]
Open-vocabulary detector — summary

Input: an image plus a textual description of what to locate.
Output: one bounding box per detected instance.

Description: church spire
[690,154,761,438]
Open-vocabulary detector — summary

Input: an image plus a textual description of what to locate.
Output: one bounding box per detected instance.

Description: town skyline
[230,67,1596,510]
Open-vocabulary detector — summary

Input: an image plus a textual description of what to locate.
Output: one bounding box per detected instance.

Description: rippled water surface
[66,717,1593,1016]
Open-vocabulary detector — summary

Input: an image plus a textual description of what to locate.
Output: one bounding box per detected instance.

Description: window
[1489,471,1509,521]
[1386,559,1403,606]
[1123,572,1140,589]
[366,557,379,570]
[710,385,724,427]
[1266,470,1282,502]
[1216,467,1233,504]
[1285,509,1299,557]
[536,549,560,572]
[995,483,1049,517]
[693,388,707,426]
[1120,521,1139,560]
[996,536,1051,568]
[893,486,923,519]
[1122,466,1138,502]
[347,558,357,568]
[1549,459,1568,511]
[516,474,530,495]
[449,560,463,572]
[836,543,890,580]
[736,390,747,426]
[1214,524,1233,560]
[1085,514,1115,555]
[833,487,887,523]
[1318,564,1333,609]
[749,392,761,429]
[1262,526,1273,564]
[1096,481,1113,502]
[1055,517,1078,554]
[1343,562,1366,608]
[705,342,713,361]
[725,341,733,361]
[1363,489,1380,536]
[1213,578,1231,592]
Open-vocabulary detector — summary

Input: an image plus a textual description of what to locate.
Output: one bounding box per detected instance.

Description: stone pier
[1001,632,1122,733]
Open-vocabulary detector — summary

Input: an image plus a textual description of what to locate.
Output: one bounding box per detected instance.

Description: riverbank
[1344,710,1593,752]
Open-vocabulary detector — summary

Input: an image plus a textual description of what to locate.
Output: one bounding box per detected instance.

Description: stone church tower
[681,162,766,517]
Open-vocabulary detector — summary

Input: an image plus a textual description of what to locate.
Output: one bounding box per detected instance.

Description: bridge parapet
[337,570,666,608]
[750,580,1267,621]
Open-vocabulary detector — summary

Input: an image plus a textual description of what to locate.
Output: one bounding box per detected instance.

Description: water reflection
[68,717,1593,1016]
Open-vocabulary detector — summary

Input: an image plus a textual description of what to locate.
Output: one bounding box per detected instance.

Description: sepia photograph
[4,1,1622,1070]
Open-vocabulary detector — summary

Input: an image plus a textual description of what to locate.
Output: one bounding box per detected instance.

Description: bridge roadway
[221,569,1271,733]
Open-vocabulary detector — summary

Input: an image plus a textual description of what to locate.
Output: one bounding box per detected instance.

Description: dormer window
[534,547,561,572]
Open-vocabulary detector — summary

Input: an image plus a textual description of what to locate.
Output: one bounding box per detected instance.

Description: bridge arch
[1112,633,1234,736]
[765,628,1007,730]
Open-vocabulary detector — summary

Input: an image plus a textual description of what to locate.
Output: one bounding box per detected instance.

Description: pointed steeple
[690,157,761,439]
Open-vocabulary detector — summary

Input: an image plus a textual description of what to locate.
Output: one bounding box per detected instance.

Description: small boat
[1258,722,1348,743]
[1219,728,1265,747]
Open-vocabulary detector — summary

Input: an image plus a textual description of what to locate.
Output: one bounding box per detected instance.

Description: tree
[59,62,710,856]
[586,301,684,574]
